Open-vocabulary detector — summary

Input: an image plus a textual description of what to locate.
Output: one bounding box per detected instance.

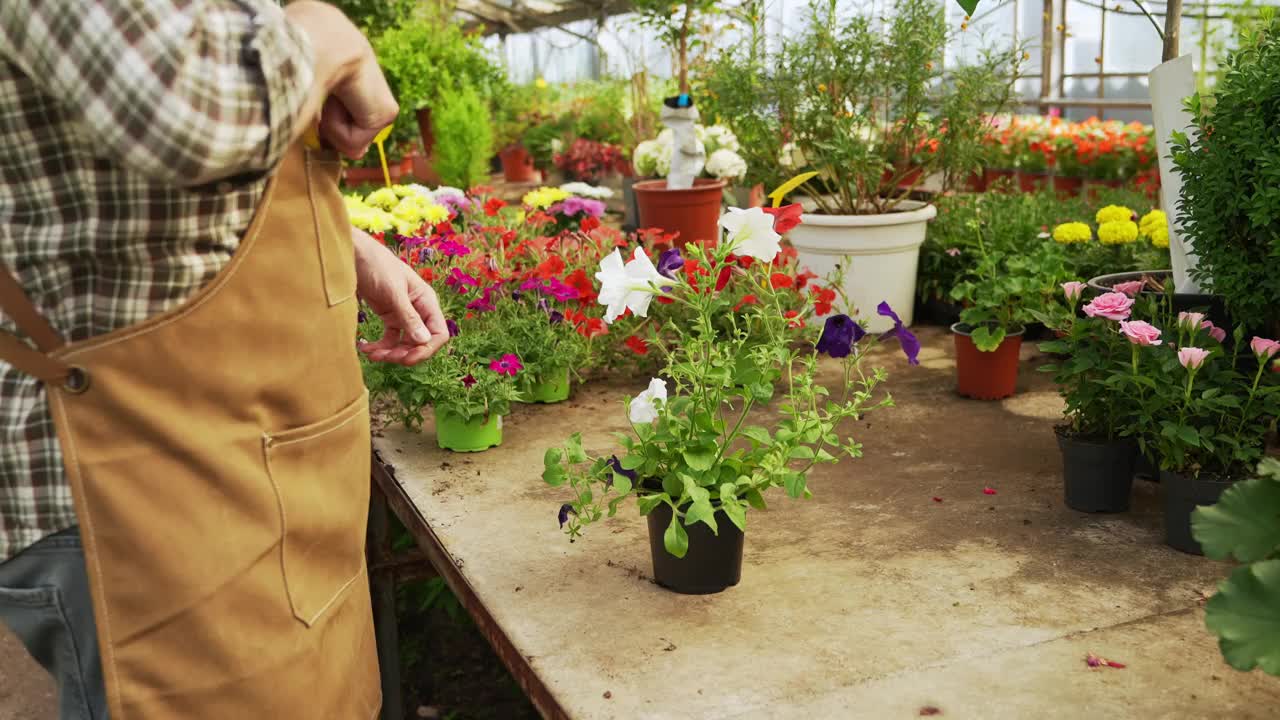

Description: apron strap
[0,263,73,384]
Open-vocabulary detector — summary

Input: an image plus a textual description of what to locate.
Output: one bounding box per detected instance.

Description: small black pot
[915,295,963,327]
[1057,430,1135,513]
[646,502,744,595]
[1161,470,1235,555]
[1133,449,1160,482]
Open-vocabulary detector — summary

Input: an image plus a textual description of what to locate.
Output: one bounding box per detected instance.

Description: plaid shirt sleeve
[0,0,315,186]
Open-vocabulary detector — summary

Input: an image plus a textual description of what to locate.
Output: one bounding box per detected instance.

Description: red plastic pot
[342,162,406,186]
[966,171,987,192]
[1017,171,1049,193]
[499,145,538,183]
[983,168,1017,192]
[952,324,1024,400]
[1053,175,1083,198]
[633,178,727,247]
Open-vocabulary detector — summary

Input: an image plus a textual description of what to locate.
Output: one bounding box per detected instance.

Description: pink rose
[1177,311,1205,332]
[1112,280,1145,297]
[1119,320,1162,346]
[1251,336,1280,362]
[1178,346,1211,370]
[946,248,961,257]
[1082,292,1135,321]
[1061,281,1087,302]
[1201,320,1227,343]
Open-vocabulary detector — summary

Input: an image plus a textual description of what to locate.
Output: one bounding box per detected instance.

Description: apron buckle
[63,366,90,394]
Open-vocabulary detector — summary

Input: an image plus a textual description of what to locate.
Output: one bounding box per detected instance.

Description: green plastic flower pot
[522,367,571,404]
[434,408,503,453]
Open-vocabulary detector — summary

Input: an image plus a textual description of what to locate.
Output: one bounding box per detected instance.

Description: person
[0,2,448,718]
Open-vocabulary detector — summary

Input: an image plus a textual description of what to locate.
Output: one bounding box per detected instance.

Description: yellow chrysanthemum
[1098,220,1139,245]
[422,203,450,225]
[348,206,396,234]
[391,184,417,198]
[1095,204,1135,225]
[365,187,400,211]
[1052,222,1092,244]
[522,187,570,210]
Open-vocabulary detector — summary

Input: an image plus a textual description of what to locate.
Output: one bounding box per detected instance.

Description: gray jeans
[0,527,107,719]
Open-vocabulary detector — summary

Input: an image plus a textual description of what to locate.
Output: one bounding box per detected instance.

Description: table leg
[369,486,405,720]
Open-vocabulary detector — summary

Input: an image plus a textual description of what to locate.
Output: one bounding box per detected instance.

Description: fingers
[319,98,371,159]
[322,58,399,159]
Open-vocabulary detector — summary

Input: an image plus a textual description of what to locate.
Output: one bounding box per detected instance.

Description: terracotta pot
[1017,171,1049,193]
[415,107,435,156]
[342,163,404,186]
[1084,178,1126,200]
[633,178,727,247]
[983,168,1017,192]
[1053,175,1083,198]
[951,323,1024,400]
[883,166,924,189]
[498,144,539,183]
[966,171,987,192]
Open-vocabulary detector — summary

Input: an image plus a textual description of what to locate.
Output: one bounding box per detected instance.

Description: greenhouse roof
[456,0,633,36]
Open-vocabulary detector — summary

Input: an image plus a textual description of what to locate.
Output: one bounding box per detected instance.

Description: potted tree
[431,82,495,189]
[1171,15,1280,341]
[701,0,1022,332]
[543,207,919,594]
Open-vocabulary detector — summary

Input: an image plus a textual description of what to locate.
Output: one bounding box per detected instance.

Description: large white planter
[789,200,937,333]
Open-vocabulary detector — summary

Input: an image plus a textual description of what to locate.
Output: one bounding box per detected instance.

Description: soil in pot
[434,409,503,453]
[1056,430,1135,513]
[633,178,727,247]
[1161,470,1235,555]
[646,502,744,595]
[951,323,1024,400]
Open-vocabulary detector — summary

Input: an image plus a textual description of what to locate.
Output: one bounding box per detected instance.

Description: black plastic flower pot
[1133,449,1160,482]
[646,502,744,595]
[1161,470,1235,555]
[1056,430,1135,513]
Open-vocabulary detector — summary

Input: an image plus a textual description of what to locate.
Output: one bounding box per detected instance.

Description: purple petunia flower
[560,197,606,218]
[520,277,544,292]
[540,278,580,302]
[403,235,428,248]
[815,314,865,358]
[357,310,368,323]
[557,503,577,528]
[436,239,472,257]
[548,310,564,325]
[466,287,496,312]
[446,319,460,337]
[656,248,684,279]
[446,268,480,292]
[606,455,638,488]
[877,301,921,366]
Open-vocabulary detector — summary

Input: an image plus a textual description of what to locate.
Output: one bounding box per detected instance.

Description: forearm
[282,2,371,143]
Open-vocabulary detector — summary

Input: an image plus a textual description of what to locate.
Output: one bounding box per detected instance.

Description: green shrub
[432,83,494,189]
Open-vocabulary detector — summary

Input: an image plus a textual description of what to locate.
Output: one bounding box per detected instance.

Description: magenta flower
[1250,336,1280,362]
[877,302,920,366]
[520,277,544,292]
[446,268,480,292]
[1119,320,1162,346]
[1178,347,1210,370]
[559,197,606,217]
[1200,320,1226,343]
[466,287,496,312]
[540,278,580,302]
[1061,281,1087,302]
[437,239,472,257]
[490,354,523,376]
[461,374,477,388]
[1112,280,1144,297]
[446,319,460,337]
[1177,311,1206,333]
[1082,292,1134,321]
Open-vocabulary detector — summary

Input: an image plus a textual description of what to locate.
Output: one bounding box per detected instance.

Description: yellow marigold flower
[1138,209,1167,238]
[1095,204,1135,225]
[1098,220,1139,245]
[1052,222,1092,244]
[366,187,399,211]
[522,187,569,210]
[1150,226,1170,248]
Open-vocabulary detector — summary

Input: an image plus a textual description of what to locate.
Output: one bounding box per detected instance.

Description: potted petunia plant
[543,206,919,594]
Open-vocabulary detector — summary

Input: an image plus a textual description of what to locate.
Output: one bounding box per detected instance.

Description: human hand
[353,228,448,365]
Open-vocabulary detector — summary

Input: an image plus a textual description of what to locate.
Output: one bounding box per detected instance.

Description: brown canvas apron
[0,143,381,718]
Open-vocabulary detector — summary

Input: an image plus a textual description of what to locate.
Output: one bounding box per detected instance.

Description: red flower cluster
[553,139,624,184]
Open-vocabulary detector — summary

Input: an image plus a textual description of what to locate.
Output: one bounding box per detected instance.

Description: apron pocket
[264,390,371,627]
[306,148,357,307]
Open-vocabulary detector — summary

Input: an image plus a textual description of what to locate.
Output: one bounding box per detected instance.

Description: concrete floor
[4,326,1278,719]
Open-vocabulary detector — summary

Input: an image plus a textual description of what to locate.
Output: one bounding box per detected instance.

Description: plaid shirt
[0,0,315,561]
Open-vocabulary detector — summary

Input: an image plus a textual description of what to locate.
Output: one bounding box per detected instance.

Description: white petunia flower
[628,378,668,424]
[595,247,667,324]
[719,207,782,262]
[705,149,747,181]
[560,181,615,199]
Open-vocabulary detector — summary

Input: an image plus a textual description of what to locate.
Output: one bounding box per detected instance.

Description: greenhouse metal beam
[461,0,632,36]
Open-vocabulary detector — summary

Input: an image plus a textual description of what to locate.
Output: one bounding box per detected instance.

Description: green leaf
[663,514,689,559]
[1193,475,1280,562]
[611,472,633,495]
[565,433,589,464]
[740,425,772,446]
[745,488,767,510]
[685,500,718,534]
[638,494,668,515]
[784,472,807,499]
[1204,559,1280,675]
[682,448,717,472]
[969,325,1007,353]
[789,446,816,460]
[620,454,646,470]
[544,447,562,470]
[542,465,567,487]
[1176,424,1202,447]
[721,497,747,531]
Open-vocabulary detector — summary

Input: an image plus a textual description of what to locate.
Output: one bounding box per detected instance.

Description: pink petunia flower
[1082,292,1135,321]
[1119,320,1162,346]
[489,354,523,376]
[1178,346,1211,370]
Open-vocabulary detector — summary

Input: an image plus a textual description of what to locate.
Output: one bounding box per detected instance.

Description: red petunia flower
[578,317,607,339]
[770,273,794,290]
[762,203,804,234]
[484,197,507,216]
[534,255,566,279]
[783,310,803,328]
[733,294,759,312]
[811,285,837,316]
[624,335,649,355]
[580,216,601,233]
[715,265,733,292]
[418,267,435,283]
[795,269,819,290]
